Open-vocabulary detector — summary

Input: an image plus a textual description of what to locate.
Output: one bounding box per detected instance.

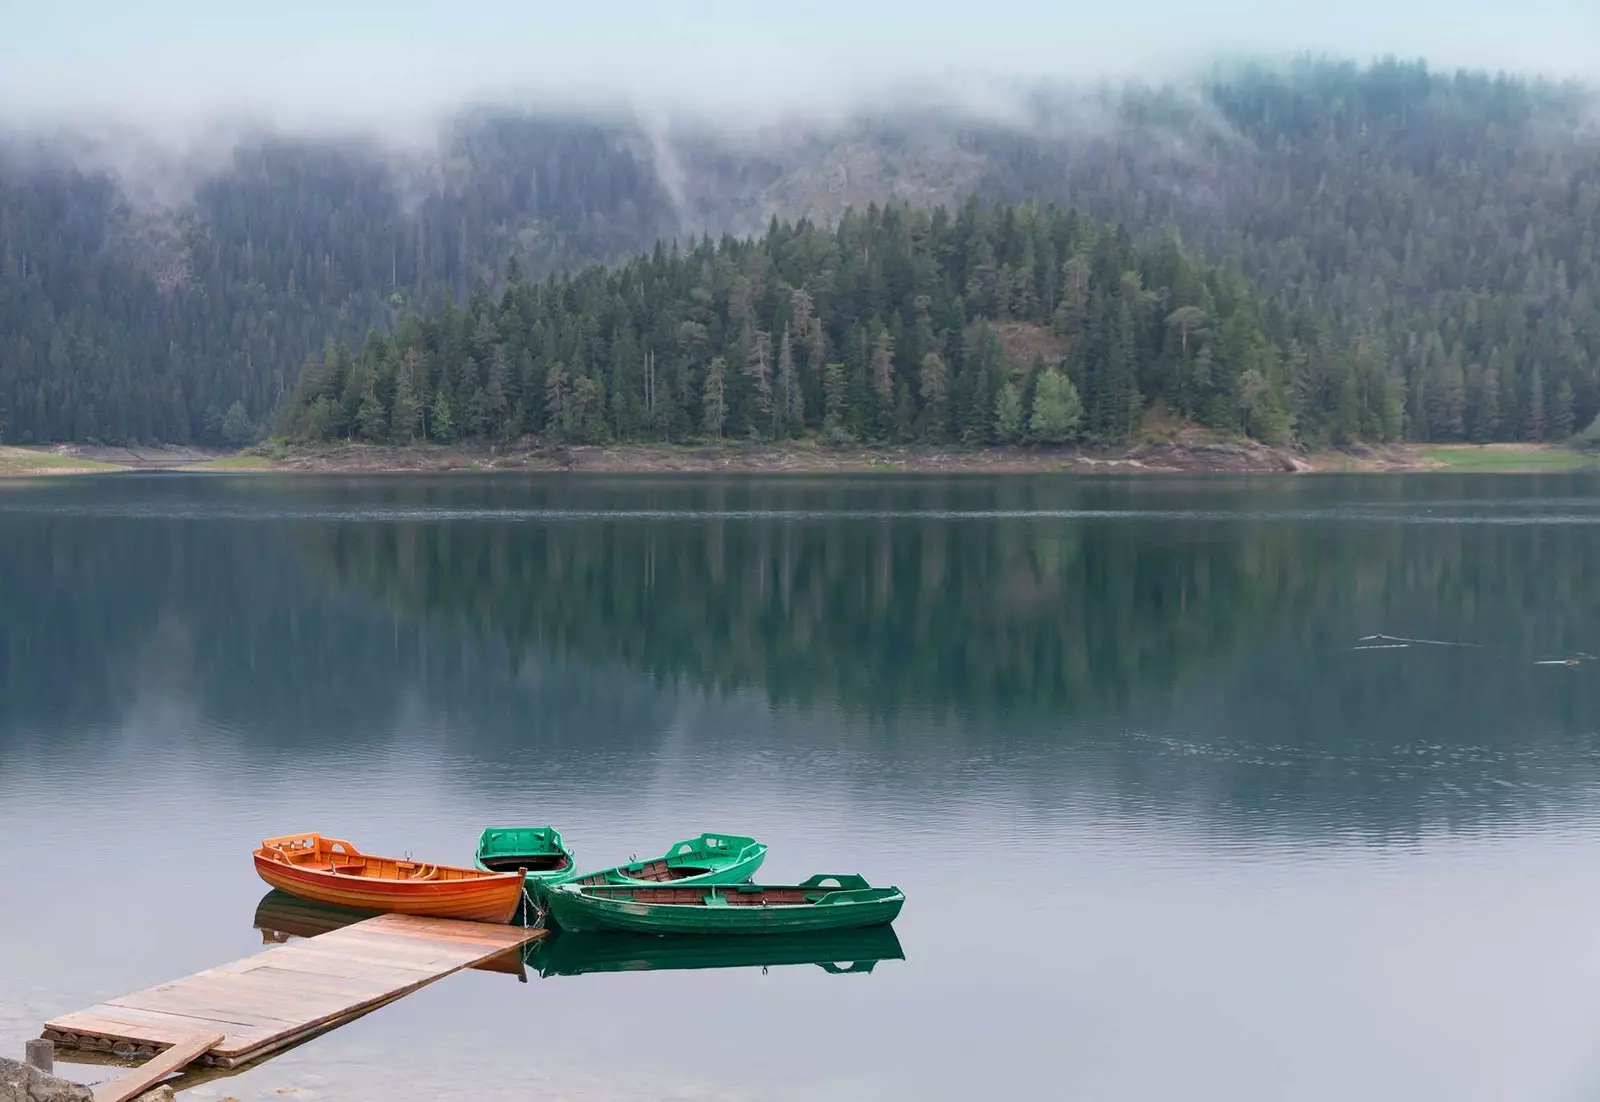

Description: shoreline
[3,440,1596,476]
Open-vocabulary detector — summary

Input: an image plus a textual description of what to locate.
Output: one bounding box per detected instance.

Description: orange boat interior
[258,833,507,882]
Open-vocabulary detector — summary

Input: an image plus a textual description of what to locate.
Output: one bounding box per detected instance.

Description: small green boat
[527,926,905,977]
[473,826,579,887]
[543,874,904,935]
[548,832,767,900]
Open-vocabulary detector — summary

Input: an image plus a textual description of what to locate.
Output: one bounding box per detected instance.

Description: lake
[4,473,1600,1101]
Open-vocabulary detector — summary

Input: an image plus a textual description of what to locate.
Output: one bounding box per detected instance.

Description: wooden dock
[42,913,543,1089]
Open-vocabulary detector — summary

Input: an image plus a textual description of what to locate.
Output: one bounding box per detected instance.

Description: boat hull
[252,835,525,924]
[254,856,524,923]
[545,875,904,935]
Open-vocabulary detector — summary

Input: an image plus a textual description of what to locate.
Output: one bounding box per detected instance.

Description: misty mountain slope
[0,116,688,442]
[2,59,1599,446]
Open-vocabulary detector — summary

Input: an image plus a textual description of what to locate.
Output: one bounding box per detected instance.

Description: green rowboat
[543,874,904,935]
[547,832,766,900]
[473,826,579,887]
[527,926,905,977]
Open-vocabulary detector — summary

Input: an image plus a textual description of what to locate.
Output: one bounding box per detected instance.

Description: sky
[3,0,1598,132]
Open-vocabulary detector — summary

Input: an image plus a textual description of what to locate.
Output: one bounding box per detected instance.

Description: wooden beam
[93,1033,223,1102]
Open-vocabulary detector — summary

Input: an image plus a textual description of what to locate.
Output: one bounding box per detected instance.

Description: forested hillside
[281,202,1298,447]
[3,59,1599,447]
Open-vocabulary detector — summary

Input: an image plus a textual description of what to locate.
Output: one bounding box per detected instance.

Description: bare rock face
[133,1087,176,1102]
[0,1057,93,1102]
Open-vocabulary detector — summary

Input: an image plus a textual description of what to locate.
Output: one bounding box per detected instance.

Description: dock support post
[24,1038,54,1075]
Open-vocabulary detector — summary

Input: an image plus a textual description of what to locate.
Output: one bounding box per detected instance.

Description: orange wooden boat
[252,833,526,924]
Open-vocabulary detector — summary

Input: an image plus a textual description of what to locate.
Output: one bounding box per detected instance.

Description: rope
[518,883,547,928]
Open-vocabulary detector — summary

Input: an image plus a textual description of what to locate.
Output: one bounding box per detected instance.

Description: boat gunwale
[563,832,769,889]
[550,875,903,911]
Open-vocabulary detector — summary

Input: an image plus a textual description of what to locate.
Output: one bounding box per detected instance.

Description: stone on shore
[0,1057,93,1102]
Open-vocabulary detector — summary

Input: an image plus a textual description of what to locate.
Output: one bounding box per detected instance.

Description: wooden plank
[206,965,401,1002]
[108,990,308,1029]
[220,955,437,987]
[94,1032,223,1102]
[270,929,479,961]
[205,993,408,1069]
[46,1007,223,1048]
[358,916,540,944]
[46,915,542,1068]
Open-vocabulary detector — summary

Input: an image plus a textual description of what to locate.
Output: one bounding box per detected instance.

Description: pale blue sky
[4,0,1597,130]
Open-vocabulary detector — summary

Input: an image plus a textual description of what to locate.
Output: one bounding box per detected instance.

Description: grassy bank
[0,446,122,474]
[1412,444,1600,472]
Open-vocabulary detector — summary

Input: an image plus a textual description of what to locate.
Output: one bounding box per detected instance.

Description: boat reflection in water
[527,926,905,978]
[251,890,530,978]
[252,890,904,979]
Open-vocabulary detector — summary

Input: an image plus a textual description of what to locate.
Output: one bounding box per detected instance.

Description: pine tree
[745,330,773,439]
[919,352,950,443]
[807,317,826,430]
[994,381,1024,443]
[1029,369,1083,443]
[430,389,456,443]
[962,360,993,444]
[776,324,799,436]
[870,329,896,437]
[1470,366,1501,443]
[571,375,606,443]
[823,362,851,442]
[1525,363,1546,441]
[390,350,422,441]
[1553,380,1576,439]
[702,356,727,438]
[466,384,492,439]
[356,384,386,442]
[221,401,255,447]
[544,367,568,438]
[1430,354,1467,440]
[485,348,511,439]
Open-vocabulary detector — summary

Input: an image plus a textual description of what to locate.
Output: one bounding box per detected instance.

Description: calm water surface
[4,474,1600,1101]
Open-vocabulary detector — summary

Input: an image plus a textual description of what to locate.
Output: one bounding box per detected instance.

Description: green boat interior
[582,875,882,907]
[572,859,715,885]
[479,853,572,873]
[476,827,574,874]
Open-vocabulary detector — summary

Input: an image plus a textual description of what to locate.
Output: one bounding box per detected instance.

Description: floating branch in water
[1357,634,1595,665]
[1357,633,1489,649]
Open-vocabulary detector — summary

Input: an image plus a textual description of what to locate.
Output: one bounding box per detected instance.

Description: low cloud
[4,0,1596,142]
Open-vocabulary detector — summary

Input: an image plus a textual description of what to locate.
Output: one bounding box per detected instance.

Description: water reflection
[250,890,905,980]
[4,474,1600,842]
[528,927,905,978]
[7,475,1600,1102]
